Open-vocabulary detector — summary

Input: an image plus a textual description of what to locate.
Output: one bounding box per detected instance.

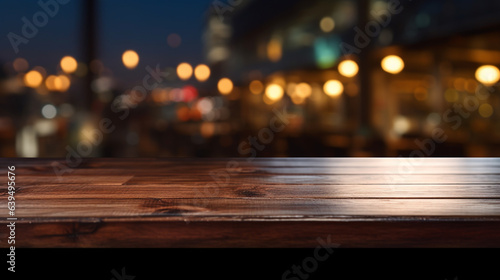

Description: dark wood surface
[1,157,500,247]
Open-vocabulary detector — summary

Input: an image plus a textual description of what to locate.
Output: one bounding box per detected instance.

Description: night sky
[1,0,212,87]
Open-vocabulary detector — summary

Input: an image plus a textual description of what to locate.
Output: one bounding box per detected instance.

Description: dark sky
[1,0,212,87]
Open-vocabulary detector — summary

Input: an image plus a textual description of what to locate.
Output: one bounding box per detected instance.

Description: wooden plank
[6,220,500,248]
[3,198,500,218]
[14,175,133,185]
[4,157,500,168]
[5,184,500,199]
[123,174,500,185]
[1,157,499,248]
[53,166,500,175]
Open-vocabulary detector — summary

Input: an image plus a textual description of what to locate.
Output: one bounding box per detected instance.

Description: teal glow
[313,36,340,69]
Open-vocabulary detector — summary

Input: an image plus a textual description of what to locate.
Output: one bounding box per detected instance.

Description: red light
[182,85,198,102]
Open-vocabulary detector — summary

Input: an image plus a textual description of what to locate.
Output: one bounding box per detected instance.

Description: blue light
[313,36,341,69]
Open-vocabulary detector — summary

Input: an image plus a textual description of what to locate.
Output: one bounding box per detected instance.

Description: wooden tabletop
[1,157,500,247]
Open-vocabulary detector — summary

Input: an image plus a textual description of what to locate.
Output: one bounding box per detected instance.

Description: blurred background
[1,0,500,158]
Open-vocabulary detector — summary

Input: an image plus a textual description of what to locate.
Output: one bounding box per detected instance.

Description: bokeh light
[182,85,198,102]
[478,103,494,118]
[338,60,359,78]
[189,108,202,121]
[320,17,335,33]
[200,122,215,138]
[41,104,57,119]
[381,55,404,74]
[393,116,411,135]
[24,70,43,88]
[45,75,57,91]
[267,38,282,62]
[122,50,140,69]
[291,95,306,105]
[60,56,78,74]
[295,83,312,98]
[265,84,284,101]
[286,83,297,97]
[249,80,264,94]
[197,98,214,114]
[176,106,190,122]
[194,64,211,82]
[427,113,442,126]
[54,75,71,92]
[475,65,500,86]
[218,78,233,95]
[177,62,193,80]
[323,80,344,97]
[151,88,168,104]
[13,58,29,72]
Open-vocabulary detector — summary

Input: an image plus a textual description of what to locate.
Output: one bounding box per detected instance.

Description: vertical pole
[82,0,97,110]
[353,0,376,155]
[358,0,370,132]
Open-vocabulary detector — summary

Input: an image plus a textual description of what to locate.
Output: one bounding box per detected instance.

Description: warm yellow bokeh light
[320,17,335,33]
[475,65,500,86]
[177,62,193,80]
[393,116,411,135]
[478,103,494,118]
[323,80,344,97]
[267,38,282,62]
[286,83,297,96]
[265,84,284,101]
[54,75,71,92]
[291,95,305,105]
[45,75,57,91]
[200,122,215,138]
[338,60,359,78]
[194,64,210,82]
[296,83,312,98]
[24,70,43,88]
[249,80,264,94]
[60,56,78,73]
[381,55,404,74]
[262,94,275,105]
[122,50,139,69]
[218,78,233,95]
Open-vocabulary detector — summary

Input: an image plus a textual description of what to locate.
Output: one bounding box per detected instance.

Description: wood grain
[5,184,500,199]
[1,158,500,247]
